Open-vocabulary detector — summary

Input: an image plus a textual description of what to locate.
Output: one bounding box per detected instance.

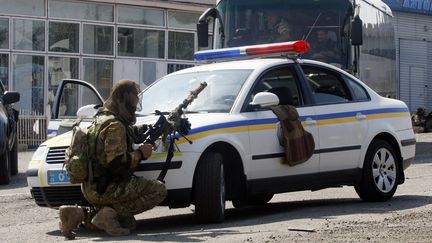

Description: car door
[301,64,368,173]
[243,65,319,181]
[49,79,104,137]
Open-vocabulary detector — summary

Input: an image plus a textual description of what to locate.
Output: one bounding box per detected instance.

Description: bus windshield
[215,0,352,67]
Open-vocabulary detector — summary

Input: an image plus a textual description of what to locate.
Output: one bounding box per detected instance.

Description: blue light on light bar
[194,47,243,61]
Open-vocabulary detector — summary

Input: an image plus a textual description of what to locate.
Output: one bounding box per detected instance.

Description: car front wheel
[194,152,225,223]
[0,144,11,185]
[355,139,399,202]
[10,138,18,176]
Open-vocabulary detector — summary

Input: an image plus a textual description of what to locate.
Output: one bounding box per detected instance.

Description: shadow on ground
[46,194,431,242]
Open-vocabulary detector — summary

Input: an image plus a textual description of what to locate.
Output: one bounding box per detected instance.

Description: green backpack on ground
[64,115,116,184]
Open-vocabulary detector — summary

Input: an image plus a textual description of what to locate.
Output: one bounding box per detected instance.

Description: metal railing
[17,110,47,149]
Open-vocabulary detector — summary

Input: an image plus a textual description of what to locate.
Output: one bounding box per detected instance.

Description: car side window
[346,77,370,101]
[249,66,302,109]
[302,65,352,105]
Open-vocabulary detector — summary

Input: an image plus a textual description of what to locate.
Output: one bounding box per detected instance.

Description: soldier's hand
[139,143,153,160]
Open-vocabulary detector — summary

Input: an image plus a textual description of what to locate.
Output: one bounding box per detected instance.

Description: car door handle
[356,112,367,120]
[304,118,317,125]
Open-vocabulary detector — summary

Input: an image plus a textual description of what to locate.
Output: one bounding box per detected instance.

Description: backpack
[64,121,92,184]
[64,115,116,184]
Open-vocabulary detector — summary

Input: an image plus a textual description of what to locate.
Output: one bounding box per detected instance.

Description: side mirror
[250,92,280,108]
[197,22,209,47]
[351,15,363,46]
[76,104,98,118]
[2,91,20,105]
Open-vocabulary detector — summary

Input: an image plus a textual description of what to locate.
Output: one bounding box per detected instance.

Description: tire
[10,138,18,176]
[355,139,399,202]
[194,152,225,223]
[0,144,11,185]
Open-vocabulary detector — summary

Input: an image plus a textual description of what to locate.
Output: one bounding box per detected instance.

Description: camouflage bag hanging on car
[271,105,315,166]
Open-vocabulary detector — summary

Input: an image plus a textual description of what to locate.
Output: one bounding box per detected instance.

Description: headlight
[31,146,48,161]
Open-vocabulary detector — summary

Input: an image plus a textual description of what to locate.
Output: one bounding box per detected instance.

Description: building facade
[384,0,432,111]
[0,0,213,121]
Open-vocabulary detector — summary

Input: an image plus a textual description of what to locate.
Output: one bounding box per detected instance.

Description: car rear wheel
[0,144,11,185]
[355,139,399,202]
[10,139,18,175]
[194,152,225,223]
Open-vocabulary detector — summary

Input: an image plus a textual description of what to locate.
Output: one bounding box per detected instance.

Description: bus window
[216,0,350,66]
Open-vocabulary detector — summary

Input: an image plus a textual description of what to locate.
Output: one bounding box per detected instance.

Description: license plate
[47,170,71,185]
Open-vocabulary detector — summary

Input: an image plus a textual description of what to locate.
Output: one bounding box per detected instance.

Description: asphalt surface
[0,133,431,242]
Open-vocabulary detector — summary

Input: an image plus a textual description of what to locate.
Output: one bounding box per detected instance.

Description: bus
[197,0,397,98]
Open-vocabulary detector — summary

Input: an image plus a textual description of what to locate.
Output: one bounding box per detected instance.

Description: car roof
[161,57,379,98]
[172,58,351,76]
[172,58,296,74]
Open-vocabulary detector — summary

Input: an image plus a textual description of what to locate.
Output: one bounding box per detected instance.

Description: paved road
[0,133,431,242]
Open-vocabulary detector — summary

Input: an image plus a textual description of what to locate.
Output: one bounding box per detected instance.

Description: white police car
[27,41,415,223]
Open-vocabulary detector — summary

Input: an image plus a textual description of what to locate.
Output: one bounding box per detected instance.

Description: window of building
[0,18,9,49]
[12,55,45,114]
[83,24,114,56]
[0,54,8,88]
[49,0,114,22]
[167,63,194,74]
[48,56,79,117]
[117,27,165,58]
[141,61,156,87]
[13,19,45,52]
[49,22,79,53]
[168,31,194,60]
[0,0,45,17]
[168,11,201,30]
[118,6,165,26]
[82,58,113,100]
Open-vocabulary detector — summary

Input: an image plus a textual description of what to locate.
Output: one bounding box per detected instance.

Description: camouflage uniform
[82,112,167,216]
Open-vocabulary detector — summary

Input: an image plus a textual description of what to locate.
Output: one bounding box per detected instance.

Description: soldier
[411,107,426,133]
[59,79,167,238]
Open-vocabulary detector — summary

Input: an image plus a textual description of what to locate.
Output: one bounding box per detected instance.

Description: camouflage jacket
[87,112,143,184]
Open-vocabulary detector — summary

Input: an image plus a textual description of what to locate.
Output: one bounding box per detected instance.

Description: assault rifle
[140,82,208,182]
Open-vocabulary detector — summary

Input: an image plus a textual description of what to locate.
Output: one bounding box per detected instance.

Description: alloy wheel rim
[372,147,396,193]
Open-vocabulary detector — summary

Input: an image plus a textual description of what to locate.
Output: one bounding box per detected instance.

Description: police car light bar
[194,40,310,61]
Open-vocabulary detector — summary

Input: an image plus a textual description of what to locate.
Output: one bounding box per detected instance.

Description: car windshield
[137,70,252,115]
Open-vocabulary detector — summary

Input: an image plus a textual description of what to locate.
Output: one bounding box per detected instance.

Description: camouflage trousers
[82,176,167,216]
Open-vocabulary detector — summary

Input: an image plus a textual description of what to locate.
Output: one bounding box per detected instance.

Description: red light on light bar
[246,40,310,56]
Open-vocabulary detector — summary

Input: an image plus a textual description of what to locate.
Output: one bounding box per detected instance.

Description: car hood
[41,112,245,148]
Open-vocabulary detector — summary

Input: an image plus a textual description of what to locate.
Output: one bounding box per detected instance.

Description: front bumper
[30,186,90,208]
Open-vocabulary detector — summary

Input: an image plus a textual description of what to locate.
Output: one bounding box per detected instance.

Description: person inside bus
[309,29,339,63]
[259,12,292,43]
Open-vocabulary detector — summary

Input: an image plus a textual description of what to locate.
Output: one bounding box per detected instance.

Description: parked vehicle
[0,82,20,185]
[27,41,415,223]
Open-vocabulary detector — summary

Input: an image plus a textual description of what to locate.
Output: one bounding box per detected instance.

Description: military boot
[118,214,137,230]
[91,207,130,236]
[58,205,85,240]
[82,207,98,231]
